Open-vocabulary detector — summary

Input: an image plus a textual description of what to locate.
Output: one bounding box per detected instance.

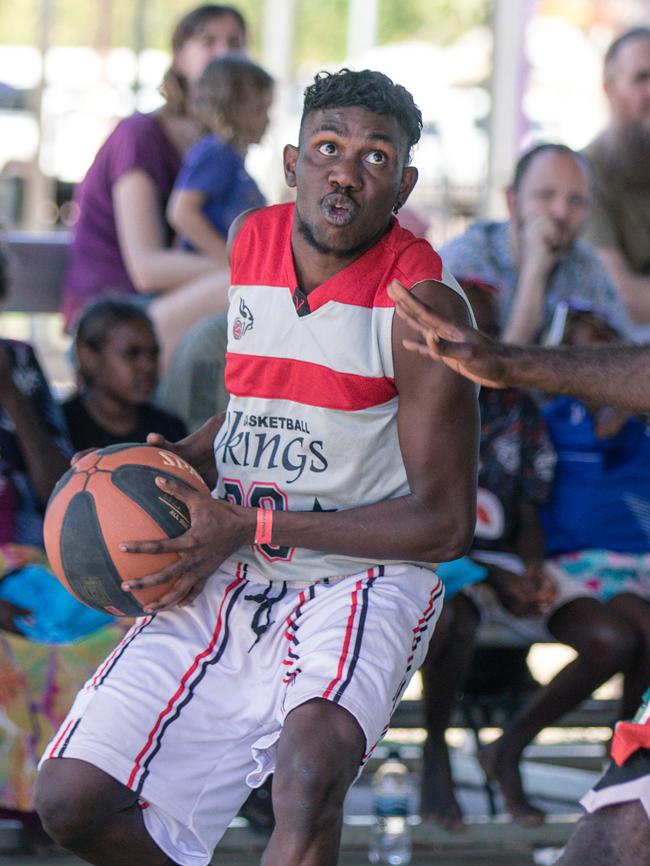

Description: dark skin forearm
[264,490,470,563]
[501,344,650,412]
[152,410,470,562]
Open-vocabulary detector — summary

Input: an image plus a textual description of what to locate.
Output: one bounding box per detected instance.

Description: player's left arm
[388,278,480,560]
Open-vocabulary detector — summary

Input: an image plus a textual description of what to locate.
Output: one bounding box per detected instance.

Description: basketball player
[34,69,479,866]
[389,279,650,866]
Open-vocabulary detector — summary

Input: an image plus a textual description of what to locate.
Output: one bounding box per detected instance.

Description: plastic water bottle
[368,749,412,865]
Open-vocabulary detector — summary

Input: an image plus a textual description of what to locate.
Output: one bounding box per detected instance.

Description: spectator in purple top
[61,4,248,369]
[167,56,273,260]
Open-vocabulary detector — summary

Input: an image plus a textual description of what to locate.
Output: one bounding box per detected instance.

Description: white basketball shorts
[41,562,442,866]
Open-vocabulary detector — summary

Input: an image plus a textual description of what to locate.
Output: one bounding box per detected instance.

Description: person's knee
[580,619,637,665]
[551,604,637,667]
[35,758,132,849]
[558,803,650,866]
[274,701,364,830]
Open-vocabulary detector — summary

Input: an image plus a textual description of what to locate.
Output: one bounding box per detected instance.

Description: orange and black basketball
[44,443,210,616]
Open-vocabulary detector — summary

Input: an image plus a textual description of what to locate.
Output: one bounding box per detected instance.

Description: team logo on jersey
[233,297,254,340]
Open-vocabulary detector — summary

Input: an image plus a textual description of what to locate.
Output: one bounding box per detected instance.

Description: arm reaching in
[388,280,650,412]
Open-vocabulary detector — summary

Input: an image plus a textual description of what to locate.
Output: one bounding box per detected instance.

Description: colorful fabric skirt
[0,623,128,810]
[547,549,650,602]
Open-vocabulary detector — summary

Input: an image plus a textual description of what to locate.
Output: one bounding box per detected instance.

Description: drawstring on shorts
[244,582,288,649]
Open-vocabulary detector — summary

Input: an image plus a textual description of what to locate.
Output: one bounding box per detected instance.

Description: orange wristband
[255,508,273,546]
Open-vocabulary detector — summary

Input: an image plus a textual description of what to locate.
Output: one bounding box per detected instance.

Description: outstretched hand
[388,280,514,388]
[119,475,251,611]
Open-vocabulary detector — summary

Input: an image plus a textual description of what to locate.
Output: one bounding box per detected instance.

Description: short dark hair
[604,26,650,70]
[74,297,154,355]
[300,69,423,163]
[511,142,590,192]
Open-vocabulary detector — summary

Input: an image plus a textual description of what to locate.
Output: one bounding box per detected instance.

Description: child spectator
[167,55,273,260]
[479,304,648,826]
[64,298,186,451]
[542,305,650,716]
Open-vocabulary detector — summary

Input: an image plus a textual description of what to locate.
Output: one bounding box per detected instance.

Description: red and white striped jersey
[215,203,469,582]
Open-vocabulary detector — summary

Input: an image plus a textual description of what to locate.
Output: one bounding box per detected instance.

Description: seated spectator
[0,253,125,852]
[420,278,556,830]
[541,305,650,717]
[61,5,250,367]
[582,27,650,339]
[479,305,649,825]
[440,143,630,344]
[64,298,186,450]
[167,55,273,261]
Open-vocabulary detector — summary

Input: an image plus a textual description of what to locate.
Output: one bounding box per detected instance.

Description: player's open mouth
[321,194,357,226]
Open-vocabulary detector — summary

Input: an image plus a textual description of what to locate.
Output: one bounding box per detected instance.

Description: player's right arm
[388,280,650,412]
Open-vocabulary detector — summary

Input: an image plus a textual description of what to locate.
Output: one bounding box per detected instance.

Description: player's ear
[395,165,418,210]
[504,185,516,219]
[283,144,298,189]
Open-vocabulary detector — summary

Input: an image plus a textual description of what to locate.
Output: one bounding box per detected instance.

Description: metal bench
[1,230,69,312]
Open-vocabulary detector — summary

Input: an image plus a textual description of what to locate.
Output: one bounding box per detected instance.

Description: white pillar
[482,0,536,218]
[260,0,297,202]
[261,0,297,81]
[347,0,379,61]
[23,0,54,229]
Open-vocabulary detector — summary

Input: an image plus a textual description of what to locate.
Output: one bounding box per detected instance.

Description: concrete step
[0,817,578,865]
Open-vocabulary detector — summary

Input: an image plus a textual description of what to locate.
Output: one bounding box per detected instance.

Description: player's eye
[365,150,387,165]
[318,142,337,156]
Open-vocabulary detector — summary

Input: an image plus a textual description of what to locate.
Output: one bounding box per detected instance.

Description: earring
[392,202,401,215]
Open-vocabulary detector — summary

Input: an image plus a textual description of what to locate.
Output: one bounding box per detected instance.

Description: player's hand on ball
[147,413,225,489]
[71,447,98,466]
[119,475,249,611]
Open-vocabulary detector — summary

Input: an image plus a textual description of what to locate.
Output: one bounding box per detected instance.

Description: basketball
[44,443,210,616]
